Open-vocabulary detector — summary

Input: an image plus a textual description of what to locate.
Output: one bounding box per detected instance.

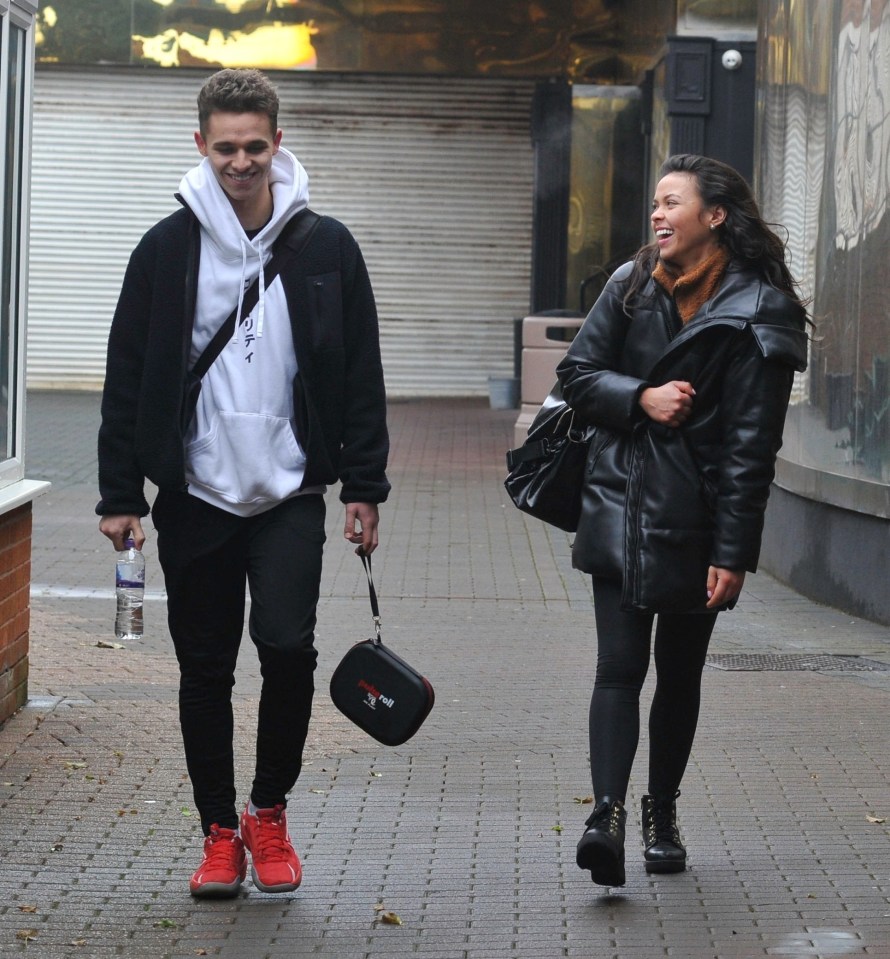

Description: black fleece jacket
[97,207,390,517]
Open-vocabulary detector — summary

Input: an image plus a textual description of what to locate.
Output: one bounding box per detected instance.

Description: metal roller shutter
[27,67,535,395]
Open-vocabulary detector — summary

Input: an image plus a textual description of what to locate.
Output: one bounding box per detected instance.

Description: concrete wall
[762,488,889,626]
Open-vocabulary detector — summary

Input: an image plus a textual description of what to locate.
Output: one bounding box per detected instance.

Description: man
[97,68,389,898]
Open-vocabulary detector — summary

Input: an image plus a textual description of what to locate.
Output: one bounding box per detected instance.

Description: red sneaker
[189,825,247,898]
[240,803,302,893]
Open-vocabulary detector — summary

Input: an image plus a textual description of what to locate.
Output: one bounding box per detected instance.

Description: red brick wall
[0,505,32,724]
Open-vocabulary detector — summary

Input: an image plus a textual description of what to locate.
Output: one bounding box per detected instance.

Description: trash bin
[487,374,520,410]
[513,312,583,448]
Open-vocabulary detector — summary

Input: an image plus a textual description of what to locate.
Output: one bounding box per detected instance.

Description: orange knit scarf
[652,246,730,324]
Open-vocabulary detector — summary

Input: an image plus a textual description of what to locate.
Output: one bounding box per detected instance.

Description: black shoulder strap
[191,209,322,380]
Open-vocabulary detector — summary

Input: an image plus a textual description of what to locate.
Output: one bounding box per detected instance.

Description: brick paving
[0,390,887,958]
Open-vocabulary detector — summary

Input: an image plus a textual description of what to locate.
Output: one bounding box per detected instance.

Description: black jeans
[153,490,326,834]
[589,577,717,803]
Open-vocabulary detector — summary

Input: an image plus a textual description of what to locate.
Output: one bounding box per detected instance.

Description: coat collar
[646,265,808,373]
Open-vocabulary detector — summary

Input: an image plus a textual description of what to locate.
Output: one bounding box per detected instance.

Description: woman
[556,155,808,888]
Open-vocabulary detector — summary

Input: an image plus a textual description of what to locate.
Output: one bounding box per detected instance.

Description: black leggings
[589,578,717,802]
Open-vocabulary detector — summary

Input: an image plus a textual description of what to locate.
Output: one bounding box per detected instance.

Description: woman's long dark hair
[623,154,804,312]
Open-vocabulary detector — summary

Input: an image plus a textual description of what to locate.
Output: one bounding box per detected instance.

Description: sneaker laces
[252,806,292,861]
[204,826,239,862]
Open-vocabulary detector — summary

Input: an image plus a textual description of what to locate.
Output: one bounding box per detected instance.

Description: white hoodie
[178,147,321,516]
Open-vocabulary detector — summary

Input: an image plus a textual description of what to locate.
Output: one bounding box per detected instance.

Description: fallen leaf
[573,796,594,804]
[96,640,125,649]
[866,814,886,824]
[64,761,87,770]
[70,940,87,947]
[374,904,386,913]
[378,911,402,926]
[308,788,326,795]
[18,905,38,914]
[155,918,177,929]
[16,929,39,942]
[181,807,192,817]
[551,824,563,833]
[371,772,383,778]
[195,950,207,956]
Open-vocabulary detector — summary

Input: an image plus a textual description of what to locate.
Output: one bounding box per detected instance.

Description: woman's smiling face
[651,172,725,273]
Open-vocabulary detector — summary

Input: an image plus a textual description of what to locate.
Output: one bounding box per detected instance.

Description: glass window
[758,0,890,508]
[0,10,28,486]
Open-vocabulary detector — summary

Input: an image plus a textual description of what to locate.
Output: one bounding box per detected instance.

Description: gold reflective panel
[677,0,757,34]
[567,86,643,311]
[36,0,674,80]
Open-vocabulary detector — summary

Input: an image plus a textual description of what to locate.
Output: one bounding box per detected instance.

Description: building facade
[27,0,678,396]
[0,0,48,724]
[21,0,889,624]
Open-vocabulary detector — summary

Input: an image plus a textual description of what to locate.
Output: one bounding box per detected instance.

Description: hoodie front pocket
[186,411,306,506]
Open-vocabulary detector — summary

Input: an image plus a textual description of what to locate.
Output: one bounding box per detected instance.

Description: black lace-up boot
[576,797,626,887]
[641,791,686,874]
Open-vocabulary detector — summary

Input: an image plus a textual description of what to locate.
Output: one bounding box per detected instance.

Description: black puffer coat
[556,260,808,614]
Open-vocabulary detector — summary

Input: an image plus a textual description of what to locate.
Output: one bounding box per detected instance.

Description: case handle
[357,547,382,644]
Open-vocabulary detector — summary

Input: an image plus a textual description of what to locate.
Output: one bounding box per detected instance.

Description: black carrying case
[329,552,434,747]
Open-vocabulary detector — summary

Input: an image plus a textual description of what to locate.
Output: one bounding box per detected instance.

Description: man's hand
[706,566,745,609]
[640,380,696,427]
[99,515,145,552]
[344,503,380,554]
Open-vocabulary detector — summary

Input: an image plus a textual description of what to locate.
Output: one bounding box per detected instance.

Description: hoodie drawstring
[233,237,267,342]
[233,240,249,344]
[256,238,266,339]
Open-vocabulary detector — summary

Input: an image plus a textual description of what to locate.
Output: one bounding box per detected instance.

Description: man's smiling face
[195,111,282,224]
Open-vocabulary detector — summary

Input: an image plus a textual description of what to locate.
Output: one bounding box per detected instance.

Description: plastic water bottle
[115,538,145,641]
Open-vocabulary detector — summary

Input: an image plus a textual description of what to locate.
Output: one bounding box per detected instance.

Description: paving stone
[0,391,887,958]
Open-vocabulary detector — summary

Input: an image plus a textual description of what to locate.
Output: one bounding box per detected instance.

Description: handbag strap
[357,548,383,645]
[506,407,578,470]
[191,209,322,380]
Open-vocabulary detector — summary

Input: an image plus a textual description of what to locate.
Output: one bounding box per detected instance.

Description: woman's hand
[639,380,695,427]
[706,566,745,608]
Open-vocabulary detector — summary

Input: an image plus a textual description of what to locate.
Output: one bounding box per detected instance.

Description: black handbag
[329,551,434,746]
[504,383,593,533]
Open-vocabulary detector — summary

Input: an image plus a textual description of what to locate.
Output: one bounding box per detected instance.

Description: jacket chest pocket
[307,272,343,350]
